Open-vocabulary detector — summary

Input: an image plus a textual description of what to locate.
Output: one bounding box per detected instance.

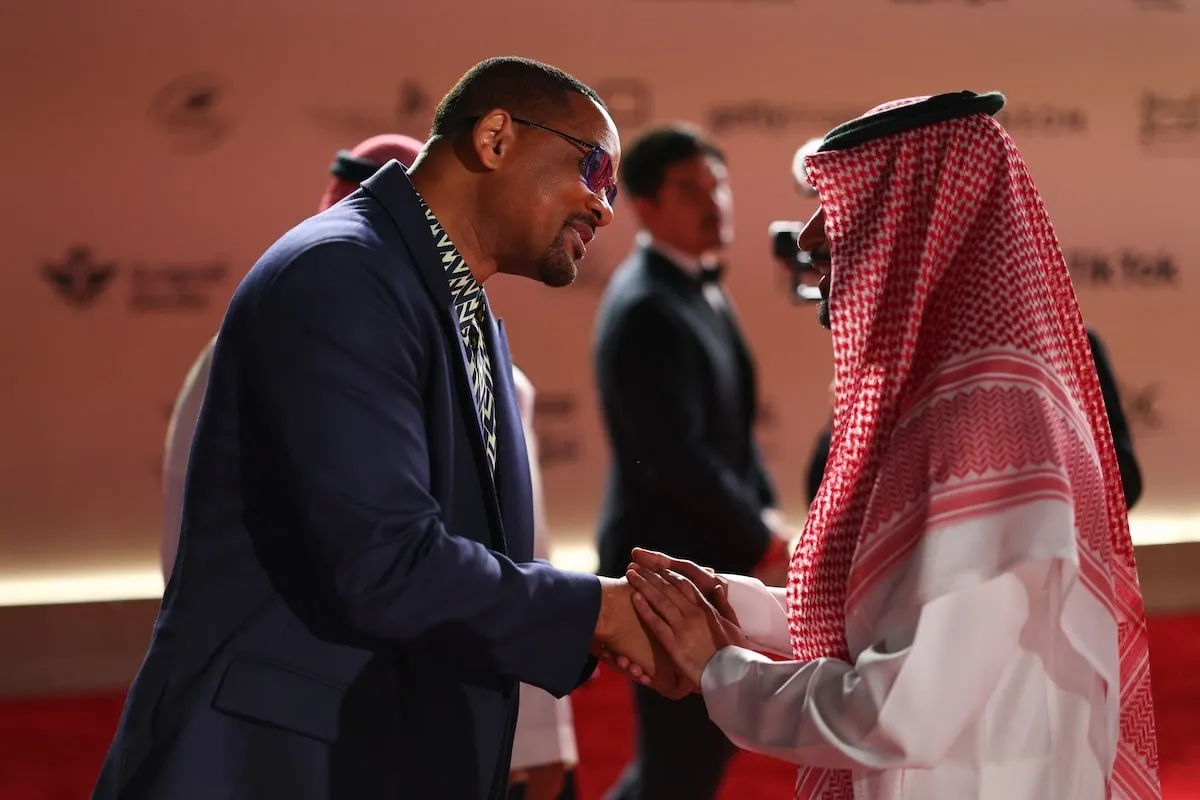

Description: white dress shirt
[162,336,216,579]
[703,499,1117,799]
[638,231,727,312]
[509,365,580,772]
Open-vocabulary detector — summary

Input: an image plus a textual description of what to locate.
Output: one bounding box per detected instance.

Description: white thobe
[704,501,1118,799]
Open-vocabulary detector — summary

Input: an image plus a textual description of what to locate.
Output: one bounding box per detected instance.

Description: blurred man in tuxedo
[98,56,684,800]
[593,123,796,800]
[159,132,581,799]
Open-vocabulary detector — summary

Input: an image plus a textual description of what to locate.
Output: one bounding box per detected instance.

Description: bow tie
[698,264,725,285]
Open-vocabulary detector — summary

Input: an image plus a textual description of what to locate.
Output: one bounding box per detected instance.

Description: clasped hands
[592,548,748,699]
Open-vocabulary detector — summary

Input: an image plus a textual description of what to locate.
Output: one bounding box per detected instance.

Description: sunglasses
[507,117,618,205]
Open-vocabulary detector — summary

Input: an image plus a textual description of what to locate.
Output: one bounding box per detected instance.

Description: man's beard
[816,273,831,329]
[536,229,579,288]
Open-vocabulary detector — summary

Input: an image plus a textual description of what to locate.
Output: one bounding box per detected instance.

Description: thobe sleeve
[721,574,792,656]
[510,365,580,770]
[702,560,1052,770]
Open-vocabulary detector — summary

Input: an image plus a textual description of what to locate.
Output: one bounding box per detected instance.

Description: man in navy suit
[93,57,679,800]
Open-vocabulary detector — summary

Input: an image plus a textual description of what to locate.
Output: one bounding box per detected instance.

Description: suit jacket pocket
[211,655,349,743]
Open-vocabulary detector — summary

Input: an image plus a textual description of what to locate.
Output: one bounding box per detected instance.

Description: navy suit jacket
[92,163,601,800]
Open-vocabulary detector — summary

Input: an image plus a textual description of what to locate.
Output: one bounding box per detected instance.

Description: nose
[797,206,826,252]
[587,192,615,228]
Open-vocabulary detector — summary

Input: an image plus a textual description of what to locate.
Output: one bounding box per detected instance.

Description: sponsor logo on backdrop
[40,246,230,312]
[1066,248,1180,288]
[130,263,229,311]
[311,79,431,141]
[1139,91,1200,155]
[707,101,862,136]
[149,73,233,154]
[533,392,584,468]
[592,78,653,129]
[996,105,1088,136]
[41,246,118,308]
[1120,381,1165,433]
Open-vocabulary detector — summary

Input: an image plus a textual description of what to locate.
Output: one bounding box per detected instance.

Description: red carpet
[1,614,1198,799]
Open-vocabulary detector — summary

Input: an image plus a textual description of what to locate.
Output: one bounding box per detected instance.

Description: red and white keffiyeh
[786,98,1160,798]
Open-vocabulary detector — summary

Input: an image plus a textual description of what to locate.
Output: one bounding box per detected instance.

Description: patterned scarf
[785,97,1160,799]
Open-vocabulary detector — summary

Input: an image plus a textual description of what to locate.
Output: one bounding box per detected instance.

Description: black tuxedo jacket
[593,247,777,578]
[92,163,600,800]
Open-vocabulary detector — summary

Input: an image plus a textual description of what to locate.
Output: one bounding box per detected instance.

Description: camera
[769,220,823,303]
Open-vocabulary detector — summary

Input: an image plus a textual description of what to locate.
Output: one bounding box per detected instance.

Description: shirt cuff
[721,575,793,656]
[701,645,766,694]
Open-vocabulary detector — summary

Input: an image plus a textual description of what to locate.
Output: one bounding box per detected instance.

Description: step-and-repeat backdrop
[2,0,1197,581]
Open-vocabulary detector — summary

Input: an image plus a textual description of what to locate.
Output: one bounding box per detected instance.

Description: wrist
[593,576,628,643]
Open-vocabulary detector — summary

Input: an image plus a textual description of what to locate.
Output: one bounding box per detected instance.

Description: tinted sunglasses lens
[583,149,616,204]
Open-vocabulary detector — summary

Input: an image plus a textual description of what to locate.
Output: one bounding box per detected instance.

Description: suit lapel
[643,248,755,424]
[720,299,760,425]
[361,164,506,547]
[485,318,535,558]
[643,250,731,368]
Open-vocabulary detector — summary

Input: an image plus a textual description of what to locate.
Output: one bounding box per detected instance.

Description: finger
[602,651,651,685]
[660,571,732,632]
[633,567,696,612]
[618,654,647,679]
[606,649,647,679]
[627,569,691,627]
[711,585,741,626]
[634,549,720,596]
[660,569,704,603]
[631,591,678,650]
[630,547,671,569]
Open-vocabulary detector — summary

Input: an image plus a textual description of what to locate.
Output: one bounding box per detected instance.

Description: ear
[470,109,518,171]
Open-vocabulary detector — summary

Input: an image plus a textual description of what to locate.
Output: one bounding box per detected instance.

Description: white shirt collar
[637,231,720,279]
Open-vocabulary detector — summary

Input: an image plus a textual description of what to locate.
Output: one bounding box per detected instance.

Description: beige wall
[1,0,1199,586]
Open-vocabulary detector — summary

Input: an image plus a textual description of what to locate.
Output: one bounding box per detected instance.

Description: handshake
[590,548,750,699]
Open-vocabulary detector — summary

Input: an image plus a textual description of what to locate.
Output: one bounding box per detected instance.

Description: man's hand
[627,566,749,686]
[629,548,735,623]
[509,762,566,800]
[593,577,694,699]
